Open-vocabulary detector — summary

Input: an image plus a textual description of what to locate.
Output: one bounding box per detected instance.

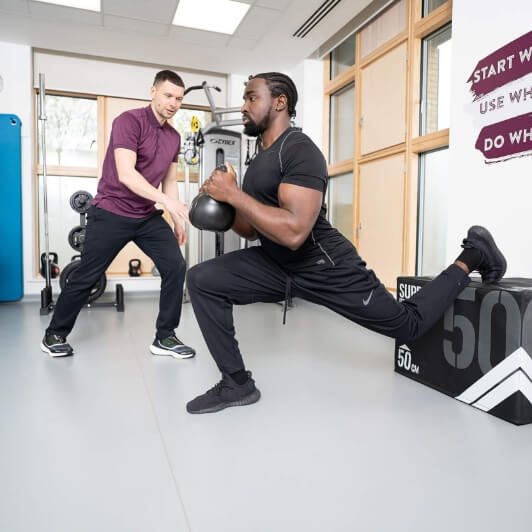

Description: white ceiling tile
[233,5,280,39]
[103,0,177,24]
[169,26,230,47]
[0,0,30,15]
[254,0,292,10]
[29,1,102,24]
[225,36,258,51]
[104,15,170,37]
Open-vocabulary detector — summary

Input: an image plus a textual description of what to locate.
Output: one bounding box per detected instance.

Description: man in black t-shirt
[185,72,506,415]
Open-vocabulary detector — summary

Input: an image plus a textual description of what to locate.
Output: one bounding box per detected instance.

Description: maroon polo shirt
[93,105,181,218]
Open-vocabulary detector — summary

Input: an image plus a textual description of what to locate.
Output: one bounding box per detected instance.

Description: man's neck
[150,104,166,126]
[261,120,292,149]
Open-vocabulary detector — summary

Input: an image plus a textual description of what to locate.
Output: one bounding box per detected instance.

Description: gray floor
[1,293,531,532]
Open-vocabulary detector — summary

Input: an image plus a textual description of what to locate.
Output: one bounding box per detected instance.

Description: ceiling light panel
[172,0,250,35]
[34,0,101,11]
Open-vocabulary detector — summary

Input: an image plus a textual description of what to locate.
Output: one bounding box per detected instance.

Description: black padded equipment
[189,165,236,232]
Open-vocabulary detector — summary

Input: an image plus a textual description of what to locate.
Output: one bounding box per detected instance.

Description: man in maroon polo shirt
[41,70,195,359]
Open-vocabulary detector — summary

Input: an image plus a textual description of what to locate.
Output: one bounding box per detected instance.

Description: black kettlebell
[128,259,142,277]
[40,252,60,279]
[189,164,236,232]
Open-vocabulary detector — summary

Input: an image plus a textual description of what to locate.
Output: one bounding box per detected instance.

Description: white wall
[1,41,325,298]
[1,45,234,297]
[34,51,227,108]
[446,0,532,275]
[0,42,35,297]
[287,59,324,149]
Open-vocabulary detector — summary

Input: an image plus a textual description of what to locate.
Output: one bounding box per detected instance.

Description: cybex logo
[398,283,421,302]
[210,138,236,145]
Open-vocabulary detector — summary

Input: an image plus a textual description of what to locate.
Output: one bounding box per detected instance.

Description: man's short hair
[153,70,185,89]
[248,72,298,118]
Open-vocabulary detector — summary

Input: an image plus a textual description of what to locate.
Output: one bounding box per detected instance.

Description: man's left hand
[202,162,237,203]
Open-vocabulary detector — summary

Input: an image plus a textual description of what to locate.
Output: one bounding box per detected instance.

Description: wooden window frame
[323,0,453,281]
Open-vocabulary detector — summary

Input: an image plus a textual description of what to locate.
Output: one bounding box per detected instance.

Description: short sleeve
[280,137,328,193]
[111,112,141,152]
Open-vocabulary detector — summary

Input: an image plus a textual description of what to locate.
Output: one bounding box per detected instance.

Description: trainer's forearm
[119,169,167,205]
[228,188,304,250]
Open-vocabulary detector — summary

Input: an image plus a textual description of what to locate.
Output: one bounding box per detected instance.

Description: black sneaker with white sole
[40,334,74,357]
[186,372,261,414]
[149,335,195,359]
[462,225,507,284]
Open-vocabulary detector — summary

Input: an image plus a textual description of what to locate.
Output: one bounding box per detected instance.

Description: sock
[230,369,249,385]
[456,247,482,272]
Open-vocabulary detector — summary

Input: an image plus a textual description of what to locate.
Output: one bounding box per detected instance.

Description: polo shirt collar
[145,105,166,129]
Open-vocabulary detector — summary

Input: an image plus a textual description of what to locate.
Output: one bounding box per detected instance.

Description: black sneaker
[149,335,195,359]
[462,225,507,283]
[40,334,74,357]
[186,372,261,414]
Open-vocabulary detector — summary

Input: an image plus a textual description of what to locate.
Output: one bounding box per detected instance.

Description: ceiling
[0,0,373,74]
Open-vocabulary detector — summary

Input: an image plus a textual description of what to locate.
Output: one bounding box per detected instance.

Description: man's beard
[243,108,271,137]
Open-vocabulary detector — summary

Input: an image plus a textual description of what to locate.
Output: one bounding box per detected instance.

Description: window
[417,147,449,275]
[423,0,447,17]
[38,94,98,168]
[328,172,354,242]
[360,0,406,58]
[330,34,356,79]
[329,82,355,164]
[420,24,452,135]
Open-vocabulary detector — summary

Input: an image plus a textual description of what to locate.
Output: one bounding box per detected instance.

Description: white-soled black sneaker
[149,335,196,359]
[40,334,74,357]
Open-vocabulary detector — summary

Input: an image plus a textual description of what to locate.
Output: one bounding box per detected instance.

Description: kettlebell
[189,164,236,232]
[40,252,60,279]
[128,258,142,277]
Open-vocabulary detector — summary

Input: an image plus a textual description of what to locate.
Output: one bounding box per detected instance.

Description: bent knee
[186,262,210,292]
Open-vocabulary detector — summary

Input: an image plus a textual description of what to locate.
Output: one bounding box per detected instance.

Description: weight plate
[67,225,86,252]
[59,260,106,303]
[69,190,93,214]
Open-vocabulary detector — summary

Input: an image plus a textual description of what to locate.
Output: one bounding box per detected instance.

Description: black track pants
[186,246,470,374]
[47,206,185,339]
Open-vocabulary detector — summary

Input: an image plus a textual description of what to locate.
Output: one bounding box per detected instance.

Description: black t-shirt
[242,127,355,272]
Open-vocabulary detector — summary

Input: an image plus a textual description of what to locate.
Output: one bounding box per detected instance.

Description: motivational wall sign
[468,30,532,163]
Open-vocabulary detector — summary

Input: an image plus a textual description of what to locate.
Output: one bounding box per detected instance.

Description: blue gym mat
[0,114,23,301]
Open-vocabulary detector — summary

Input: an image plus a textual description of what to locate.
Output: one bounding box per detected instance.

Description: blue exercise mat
[0,114,23,301]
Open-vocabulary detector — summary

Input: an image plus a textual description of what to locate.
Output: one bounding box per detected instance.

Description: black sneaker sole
[468,225,507,283]
[40,342,74,357]
[186,389,261,414]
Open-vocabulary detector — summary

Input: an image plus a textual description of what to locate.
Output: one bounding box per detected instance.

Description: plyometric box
[395,277,532,425]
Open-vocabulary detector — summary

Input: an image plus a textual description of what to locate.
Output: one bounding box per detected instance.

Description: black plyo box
[395,277,532,425]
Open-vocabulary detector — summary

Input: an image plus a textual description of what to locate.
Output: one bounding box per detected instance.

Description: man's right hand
[164,196,190,224]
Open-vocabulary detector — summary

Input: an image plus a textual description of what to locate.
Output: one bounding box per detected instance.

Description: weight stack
[395,277,532,425]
